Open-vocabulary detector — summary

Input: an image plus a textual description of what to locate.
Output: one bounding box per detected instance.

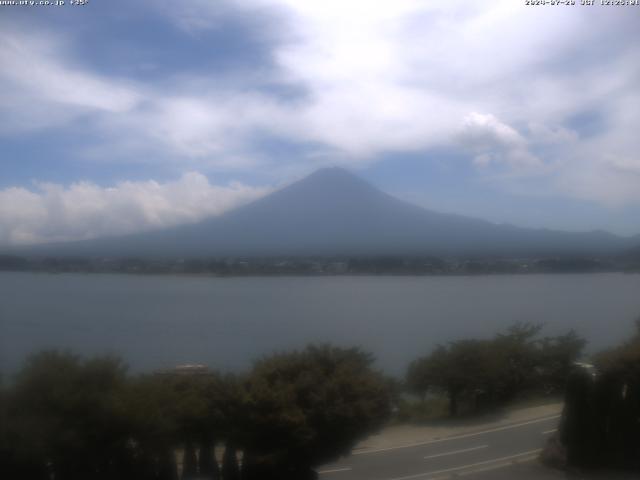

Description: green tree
[6,351,134,480]
[239,345,391,479]
[538,330,587,394]
[221,442,241,480]
[427,340,499,416]
[122,374,182,480]
[123,369,230,480]
[407,323,586,417]
[406,356,433,401]
[588,318,640,469]
[558,320,640,470]
[491,322,543,401]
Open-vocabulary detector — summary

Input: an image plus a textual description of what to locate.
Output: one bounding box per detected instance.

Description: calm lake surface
[1,272,639,376]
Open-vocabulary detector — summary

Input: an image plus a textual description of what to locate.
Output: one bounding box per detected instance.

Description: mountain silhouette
[16,167,638,258]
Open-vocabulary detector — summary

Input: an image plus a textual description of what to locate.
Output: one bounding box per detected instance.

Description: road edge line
[352,415,560,456]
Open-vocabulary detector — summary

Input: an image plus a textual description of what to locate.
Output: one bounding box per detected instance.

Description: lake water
[1,272,639,377]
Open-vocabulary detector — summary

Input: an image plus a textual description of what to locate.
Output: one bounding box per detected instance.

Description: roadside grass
[505,393,563,411]
[393,391,563,425]
[393,395,449,424]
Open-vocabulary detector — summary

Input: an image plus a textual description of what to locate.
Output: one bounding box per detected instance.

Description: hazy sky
[1,0,639,246]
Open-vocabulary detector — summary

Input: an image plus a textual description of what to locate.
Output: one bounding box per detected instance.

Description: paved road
[318,415,563,480]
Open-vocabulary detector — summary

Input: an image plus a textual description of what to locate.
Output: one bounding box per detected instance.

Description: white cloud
[554,93,640,207]
[527,123,578,146]
[105,92,292,163]
[262,0,639,204]
[0,29,141,133]
[0,173,270,246]
[459,112,541,170]
[265,0,467,156]
[1,0,639,223]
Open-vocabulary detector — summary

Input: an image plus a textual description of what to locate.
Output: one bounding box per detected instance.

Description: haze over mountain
[13,168,639,259]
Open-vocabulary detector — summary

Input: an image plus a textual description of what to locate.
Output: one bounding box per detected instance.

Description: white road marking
[318,467,352,475]
[385,449,542,480]
[453,453,540,478]
[542,428,557,434]
[423,444,488,460]
[353,415,560,455]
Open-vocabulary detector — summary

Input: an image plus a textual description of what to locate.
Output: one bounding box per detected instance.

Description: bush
[407,323,586,417]
[0,345,390,480]
[239,345,391,478]
[3,351,134,479]
[394,395,449,423]
[558,319,640,471]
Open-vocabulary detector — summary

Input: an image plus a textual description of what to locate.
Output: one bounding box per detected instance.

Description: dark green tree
[123,369,229,480]
[491,322,543,401]
[120,374,182,480]
[198,438,219,480]
[407,323,585,417]
[538,330,587,394]
[588,318,640,469]
[412,339,507,416]
[182,441,197,479]
[6,351,134,480]
[561,365,600,468]
[221,443,240,480]
[406,356,434,401]
[239,345,391,479]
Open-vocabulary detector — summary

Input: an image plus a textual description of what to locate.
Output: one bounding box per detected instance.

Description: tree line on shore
[3,253,637,276]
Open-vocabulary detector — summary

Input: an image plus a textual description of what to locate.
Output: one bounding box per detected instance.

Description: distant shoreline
[1,267,638,279]
[2,252,639,277]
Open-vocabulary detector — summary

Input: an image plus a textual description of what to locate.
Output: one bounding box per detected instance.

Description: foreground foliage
[406,323,586,416]
[240,346,390,479]
[560,320,640,471]
[0,346,391,480]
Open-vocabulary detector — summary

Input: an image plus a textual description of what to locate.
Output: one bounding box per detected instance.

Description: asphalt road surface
[318,415,564,480]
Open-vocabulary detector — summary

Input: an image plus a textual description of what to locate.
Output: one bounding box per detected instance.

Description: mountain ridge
[8,167,639,258]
